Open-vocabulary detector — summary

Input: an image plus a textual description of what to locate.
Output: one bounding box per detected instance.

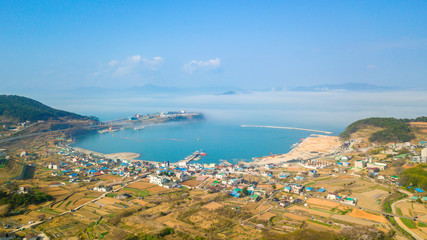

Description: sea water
[72,120,337,164]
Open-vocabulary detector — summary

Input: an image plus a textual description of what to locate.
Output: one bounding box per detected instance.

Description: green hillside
[0,95,86,122]
[340,117,427,143]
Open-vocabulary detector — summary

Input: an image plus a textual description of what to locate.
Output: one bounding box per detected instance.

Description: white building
[149,175,168,185]
[93,185,112,192]
[215,172,227,179]
[355,160,367,169]
[367,162,387,170]
[421,148,427,163]
[178,161,188,167]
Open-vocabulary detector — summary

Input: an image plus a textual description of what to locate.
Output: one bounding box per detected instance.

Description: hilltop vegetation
[0,95,87,122]
[340,117,427,143]
[399,164,427,190]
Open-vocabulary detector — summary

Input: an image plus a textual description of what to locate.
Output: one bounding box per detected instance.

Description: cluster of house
[282,183,358,206]
[52,147,154,183]
[383,141,427,163]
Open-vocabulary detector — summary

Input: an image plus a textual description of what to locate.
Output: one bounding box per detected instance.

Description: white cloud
[183,58,221,73]
[97,55,164,77]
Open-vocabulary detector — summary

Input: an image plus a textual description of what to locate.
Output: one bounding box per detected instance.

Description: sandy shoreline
[72,147,154,163]
[72,135,342,166]
[253,135,342,165]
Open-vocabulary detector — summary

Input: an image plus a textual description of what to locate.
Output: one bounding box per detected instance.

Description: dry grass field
[347,209,388,224]
[181,179,203,188]
[202,201,224,210]
[258,211,276,221]
[126,181,157,189]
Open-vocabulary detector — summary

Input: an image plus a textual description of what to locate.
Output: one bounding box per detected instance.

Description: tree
[341,226,386,240]
[37,214,46,221]
[272,184,276,190]
[242,187,249,196]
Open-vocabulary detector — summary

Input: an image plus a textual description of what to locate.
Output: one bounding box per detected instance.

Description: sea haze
[59,89,427,163]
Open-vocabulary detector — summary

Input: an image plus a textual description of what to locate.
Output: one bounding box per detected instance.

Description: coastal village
[0,107,426,240]
[1,123,427,239]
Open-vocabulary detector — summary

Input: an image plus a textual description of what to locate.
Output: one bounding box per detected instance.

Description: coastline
[252,135,342,165]
[72,147,157,164]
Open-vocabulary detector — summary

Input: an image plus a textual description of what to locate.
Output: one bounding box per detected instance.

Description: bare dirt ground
[332,214,377,226]
[281,212,309,221]
[98,174,123,181]
[347,209,388,224]
[126,181,157,189]
[288,206,331,218]
[258,211,276,221]
[202,201,223,210]
[145,186,170,194]
[181,180,203,188]
[306,198,340,208]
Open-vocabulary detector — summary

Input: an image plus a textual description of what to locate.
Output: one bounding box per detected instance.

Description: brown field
[131,199,150,206]
[202,201,223,210]
[96,197,122,205]
[288,205,331,218]
[306,221,331,231]
[126,181,157,189]
[42,187,70,197]
[347,209,387,224]
[258,211,276,221]
[156,212,204,236]
[306,198,340,208]
[72,197,95,207]
[349,126,384,143]
[146,186,170,194]
[332,214,378,226]
[337,175,353,180]
[281,212,309,221]
[98,174,123,181]
[352,189,389,211]
[256,203,270,212]
[396,201,427,219]
[257,184,273,191]
[410,122,427,128]
[181,180,203,188]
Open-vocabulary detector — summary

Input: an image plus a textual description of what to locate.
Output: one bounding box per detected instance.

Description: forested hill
[340,117,427,143]
[0,95,87,122]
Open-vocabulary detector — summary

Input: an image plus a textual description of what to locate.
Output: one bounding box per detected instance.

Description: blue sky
[1,0,426,93]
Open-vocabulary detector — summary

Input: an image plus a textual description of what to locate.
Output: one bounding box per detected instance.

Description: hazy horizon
[1,1,426,94]
[1,1,426,131]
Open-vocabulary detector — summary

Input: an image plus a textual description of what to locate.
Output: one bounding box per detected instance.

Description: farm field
[180,179,203,188]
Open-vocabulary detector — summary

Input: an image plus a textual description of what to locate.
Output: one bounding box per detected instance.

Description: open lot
[126,181,157,189]
[181,179,203,188]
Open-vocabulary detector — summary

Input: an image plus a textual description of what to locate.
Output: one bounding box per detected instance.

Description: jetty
[178,151,205,165]
[241,125,333,134]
